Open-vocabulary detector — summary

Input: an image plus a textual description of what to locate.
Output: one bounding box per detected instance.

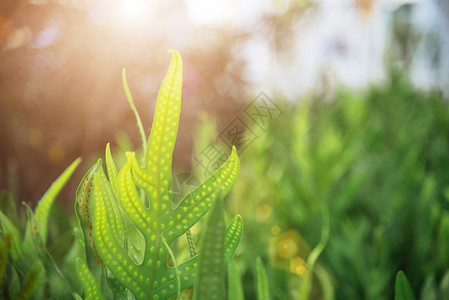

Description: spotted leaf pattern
[76,258,106,300]
[74,159,104,276]
[195,200,226,300]
[74,50,241,300]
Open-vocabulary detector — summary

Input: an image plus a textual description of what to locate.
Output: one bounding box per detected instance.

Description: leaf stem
[122,68,147,166]
[162,235,181,300]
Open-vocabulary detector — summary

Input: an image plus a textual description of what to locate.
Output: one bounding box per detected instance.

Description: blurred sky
[185,0,448,99]
[0,0,448,205]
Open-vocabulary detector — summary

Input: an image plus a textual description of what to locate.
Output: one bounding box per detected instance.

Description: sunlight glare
[113,0,153,28]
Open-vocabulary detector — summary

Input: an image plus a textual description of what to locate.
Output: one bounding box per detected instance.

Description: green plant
[255,256,270,300]
[0,159,81,299]
[222,71,449,299]
[395,271,415,300]
[73,50,242,300]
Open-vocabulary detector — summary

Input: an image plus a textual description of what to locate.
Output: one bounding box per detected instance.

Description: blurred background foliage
[1,0,449,299]
[225,71,449,299]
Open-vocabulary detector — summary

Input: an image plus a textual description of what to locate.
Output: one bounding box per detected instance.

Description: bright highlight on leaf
[74,50,242,300]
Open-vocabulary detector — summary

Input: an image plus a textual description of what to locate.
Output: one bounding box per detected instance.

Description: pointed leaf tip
[35,157,82,243]
[168,49,180,56]
[395,271,416,300]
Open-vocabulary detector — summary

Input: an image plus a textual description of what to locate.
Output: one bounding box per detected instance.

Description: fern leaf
[256,257,270,300]
[105,143,119,196]
[195,200,226,300]
[228,260,245,300]
[74,159,103,274]
[77,50,241,300]
[76,258,106,300]
[224,215,243,262]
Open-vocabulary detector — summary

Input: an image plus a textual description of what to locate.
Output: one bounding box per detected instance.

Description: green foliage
[227,260,245,300]
[35,158,81,243]
[76,258,105,300]
[227,72,449,299]
[195,199,226,300]
[0,159,80,299]
[395,271,415,300]
[74,50,242,300]
[15,261,42,300]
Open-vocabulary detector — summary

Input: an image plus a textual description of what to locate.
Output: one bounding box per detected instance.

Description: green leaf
[0,234,11,286]
[256,257,270,300]
[298,200,330,300]
[8,267,21,299]
[95,167,124,246]
[93,169,148,298]
[23,204,72,298]
[35,158,81,243]
[105,143,119,196]
[395,271,416,300]
[439,270,449,300]
[23,204,43,257]
[0,211,24,265]
[0,190,18,227]
[228,260,245,300]
[73,292,84,300]
[76,258,106,300]
[224,215,243,262]
[14,260,42,300]
[74,159,103,275]
[145,49,182,173]
[195,200,226,300]
[122,68,147,158]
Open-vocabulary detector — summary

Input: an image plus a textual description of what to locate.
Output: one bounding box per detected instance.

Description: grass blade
[395,271,416,300]
[122,68,147,158]
[35,158,81,243]
[228,260,245,300]
[14,261,42,300]
[0,211,24,264]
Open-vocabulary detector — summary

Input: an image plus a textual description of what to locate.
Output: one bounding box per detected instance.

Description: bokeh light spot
[256,203,273,222]
[290,256,307,277]
[48,143,66,164]
[271,225,281,236]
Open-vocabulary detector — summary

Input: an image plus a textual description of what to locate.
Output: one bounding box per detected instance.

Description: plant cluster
[1,53,448,300]
[0,50,247,300]
[228,71,449,299]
